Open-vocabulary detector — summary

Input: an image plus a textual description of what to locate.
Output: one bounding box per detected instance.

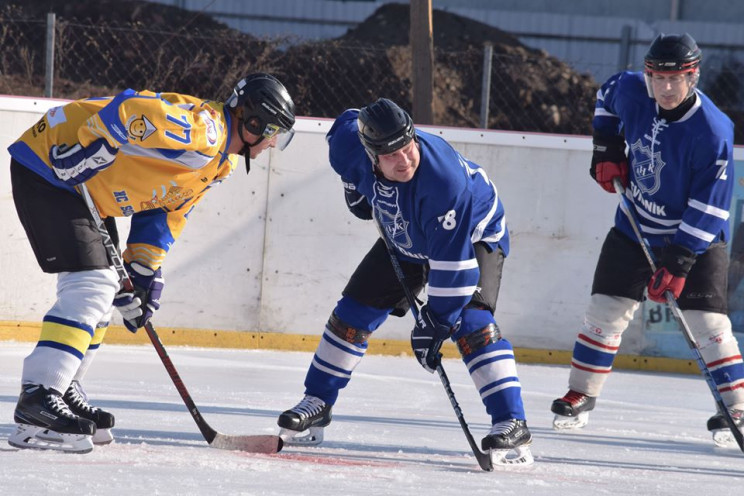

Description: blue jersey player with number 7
[277,98,533,466]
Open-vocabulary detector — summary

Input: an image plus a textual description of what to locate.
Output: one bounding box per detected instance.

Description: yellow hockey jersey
[8,89,239,270]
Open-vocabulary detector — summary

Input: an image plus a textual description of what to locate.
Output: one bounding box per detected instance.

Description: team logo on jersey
[127,115,157,142]
[140,180,194,211]
[46,106,67,128]
[630,138,665,195]
[373,182,413,250]
[199,110,218,146]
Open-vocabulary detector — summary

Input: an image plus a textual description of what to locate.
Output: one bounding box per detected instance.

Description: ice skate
[551,390,596,430]
[277,395,332,446]
[64,380,115,445]
[8,384,96,454]
[706,409,744,447]
[481,419,534,466]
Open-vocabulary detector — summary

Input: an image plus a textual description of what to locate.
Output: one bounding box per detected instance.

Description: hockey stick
[372,217,493,471]
[78,183,282,454]
[613,178,744,452]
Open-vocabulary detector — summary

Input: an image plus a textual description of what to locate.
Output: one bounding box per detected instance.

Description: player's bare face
[377,141,420,182]
[651,72,694,110]
[253,136,278,159]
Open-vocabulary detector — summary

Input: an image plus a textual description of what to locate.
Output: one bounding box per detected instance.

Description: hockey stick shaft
[78,183,281,453]
[373,218,493,471]
[613,178,744,452]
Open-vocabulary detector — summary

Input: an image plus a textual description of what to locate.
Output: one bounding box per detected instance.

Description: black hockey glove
[343,182,372,220]
[411,305,456,373]
[590,133,628,193]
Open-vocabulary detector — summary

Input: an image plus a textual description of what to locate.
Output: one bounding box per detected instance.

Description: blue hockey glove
[49,139,118,186]
[113,261,164,333]
[343,182,372,220]
[411,305,455,373]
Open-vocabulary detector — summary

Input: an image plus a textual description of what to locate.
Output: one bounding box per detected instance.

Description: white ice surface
[1,342,742,495]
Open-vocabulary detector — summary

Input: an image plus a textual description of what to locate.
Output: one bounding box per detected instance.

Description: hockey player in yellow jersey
[7,73,295,453]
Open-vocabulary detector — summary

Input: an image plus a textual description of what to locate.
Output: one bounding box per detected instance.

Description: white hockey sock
[568,294,638,397]
[683,310,744,408]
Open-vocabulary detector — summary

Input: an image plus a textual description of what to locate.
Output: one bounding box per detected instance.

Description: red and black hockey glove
[590,133,628,193]
[647,244,696,302]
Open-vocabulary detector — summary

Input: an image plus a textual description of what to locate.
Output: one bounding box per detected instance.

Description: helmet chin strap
[237,129,265,174]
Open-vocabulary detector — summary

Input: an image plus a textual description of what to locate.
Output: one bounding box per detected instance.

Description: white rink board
[5,95,740,353]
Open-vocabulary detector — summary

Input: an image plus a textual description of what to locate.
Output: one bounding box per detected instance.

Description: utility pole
[410,0,433,124]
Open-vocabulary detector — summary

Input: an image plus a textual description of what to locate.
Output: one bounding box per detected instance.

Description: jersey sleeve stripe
[428,258,478,270]
[678,222,716,242]
[688,199,730,220]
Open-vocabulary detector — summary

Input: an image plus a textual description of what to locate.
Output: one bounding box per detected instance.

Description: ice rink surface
[0,341,742,495]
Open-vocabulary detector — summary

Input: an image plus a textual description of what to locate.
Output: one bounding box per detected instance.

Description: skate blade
[711,428,737,448]
[92,428,114,446]
[552,411,589,430]
[8,423,94,454]
[279,426,324,446]
[489,445,534,466]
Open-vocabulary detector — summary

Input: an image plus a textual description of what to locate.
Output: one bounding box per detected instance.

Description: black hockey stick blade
[210,433,283,453]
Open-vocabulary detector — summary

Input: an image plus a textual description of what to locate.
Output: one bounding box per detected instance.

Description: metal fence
[2,13,744,141]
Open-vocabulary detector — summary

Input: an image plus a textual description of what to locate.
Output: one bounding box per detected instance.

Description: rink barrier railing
[0,321,705,376]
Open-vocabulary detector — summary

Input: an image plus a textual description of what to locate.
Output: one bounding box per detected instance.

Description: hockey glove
[113,261,164,333]
[343,182,372,220]
[411,305,456,373]
[647,244,696,302]
[49,139,118,186]
[590,133,628,193]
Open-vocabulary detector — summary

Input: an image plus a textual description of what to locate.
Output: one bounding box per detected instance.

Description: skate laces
[46,392,77,418]
[291,395,326,419]
[489,419,519,437]
[562,390,588,405]
[65,381,99,414]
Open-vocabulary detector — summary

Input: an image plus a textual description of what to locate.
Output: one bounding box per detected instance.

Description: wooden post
[410,0,433,124]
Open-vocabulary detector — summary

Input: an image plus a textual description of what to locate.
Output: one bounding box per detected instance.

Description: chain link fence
[2,11,744,141]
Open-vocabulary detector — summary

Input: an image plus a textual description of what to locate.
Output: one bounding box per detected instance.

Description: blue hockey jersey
[327,109,509,328]
[593,71,734,255]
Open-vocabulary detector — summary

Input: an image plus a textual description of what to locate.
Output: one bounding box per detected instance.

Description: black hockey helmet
[644,33,701,73]
[357,98,415,163]
[226,73,296,152]
[643,33,701,100]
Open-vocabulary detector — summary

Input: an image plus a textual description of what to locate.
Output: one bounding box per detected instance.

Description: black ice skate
[8,384,96,454]
[64,380,115,445]
[551,389,596,430]
[277,395,332,446]
[706,408,744,447]
[481,419,533,466]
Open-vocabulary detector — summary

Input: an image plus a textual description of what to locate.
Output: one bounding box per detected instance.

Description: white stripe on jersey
[679,222,716,242]
[429,258,478,270]
[688,198,730,220]
[121,143,213,169]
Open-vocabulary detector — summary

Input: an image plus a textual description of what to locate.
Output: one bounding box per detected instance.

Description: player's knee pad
[581,294,638,345]
[682,310,735,351]
[326,312,372,345]
[48,268,120,328]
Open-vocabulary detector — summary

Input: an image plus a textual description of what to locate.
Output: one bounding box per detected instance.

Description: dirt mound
[0,0,597,134]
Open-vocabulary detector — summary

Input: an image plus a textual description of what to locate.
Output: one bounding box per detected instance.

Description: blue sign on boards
[642,159,744,358]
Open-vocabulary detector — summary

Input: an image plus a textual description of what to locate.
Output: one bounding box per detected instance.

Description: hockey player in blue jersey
[551,33,744,447]
[277,98,533,465]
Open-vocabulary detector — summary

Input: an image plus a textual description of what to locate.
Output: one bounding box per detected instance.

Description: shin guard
[684,310,744,409]
[568,294,638,397]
